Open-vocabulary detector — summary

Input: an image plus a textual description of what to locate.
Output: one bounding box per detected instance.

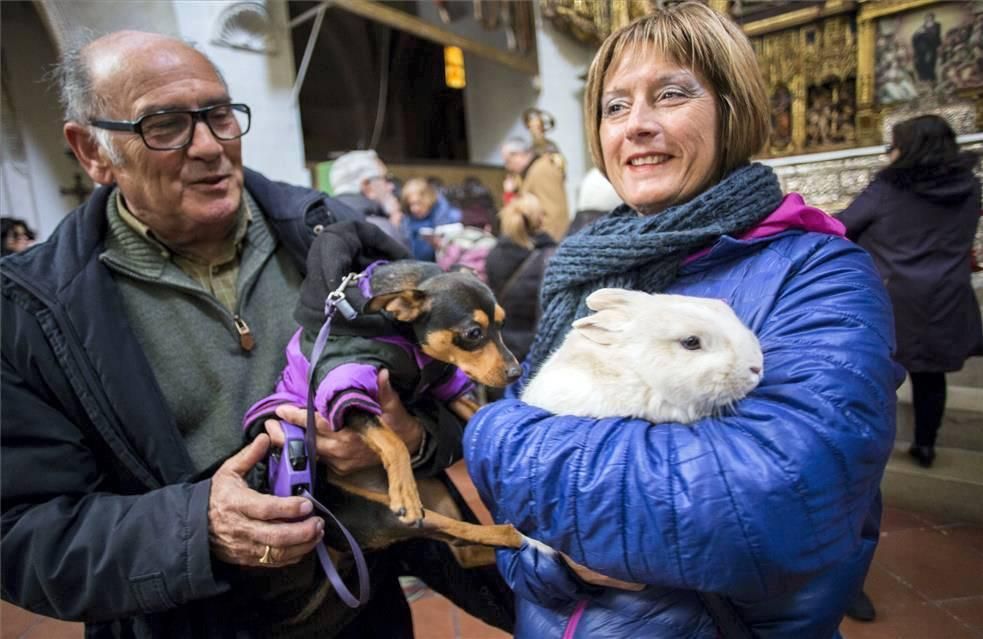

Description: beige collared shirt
[115,192,251,312]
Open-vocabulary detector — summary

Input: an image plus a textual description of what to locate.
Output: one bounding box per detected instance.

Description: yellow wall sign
[444,45,466,89]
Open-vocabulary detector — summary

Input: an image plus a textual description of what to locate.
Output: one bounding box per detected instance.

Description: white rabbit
[521,288,764,424]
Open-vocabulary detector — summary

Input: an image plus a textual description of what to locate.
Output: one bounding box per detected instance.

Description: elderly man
[0,31,508,638]
[329,149,405,243]
[500,137,569,240]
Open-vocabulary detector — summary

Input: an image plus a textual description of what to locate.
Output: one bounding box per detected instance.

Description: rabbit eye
[680,336,702,350]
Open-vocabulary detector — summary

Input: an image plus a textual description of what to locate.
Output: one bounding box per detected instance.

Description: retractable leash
[267,271,370,608]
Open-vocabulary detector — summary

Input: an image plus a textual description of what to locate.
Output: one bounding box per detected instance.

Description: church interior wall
[0,2,84,239]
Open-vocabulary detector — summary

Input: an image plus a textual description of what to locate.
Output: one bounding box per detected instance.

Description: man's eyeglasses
[89,103,251,151]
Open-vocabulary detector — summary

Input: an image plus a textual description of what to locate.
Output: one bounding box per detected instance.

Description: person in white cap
[329,150,406,244]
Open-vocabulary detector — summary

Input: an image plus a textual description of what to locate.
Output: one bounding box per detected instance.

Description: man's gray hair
[49,30,228,165]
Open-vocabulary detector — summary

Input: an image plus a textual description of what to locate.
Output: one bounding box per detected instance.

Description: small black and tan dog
[248,223,524,563]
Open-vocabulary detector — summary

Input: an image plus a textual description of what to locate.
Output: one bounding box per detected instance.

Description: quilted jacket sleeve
[465,237,897,599]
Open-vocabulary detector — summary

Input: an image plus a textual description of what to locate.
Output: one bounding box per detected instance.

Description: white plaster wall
[173,0,309,186]
[0,2,83,239]
[464,4,596,217]
[47,0,179,42]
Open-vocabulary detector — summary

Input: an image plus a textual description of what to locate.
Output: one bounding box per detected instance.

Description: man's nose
[186,120,224,158]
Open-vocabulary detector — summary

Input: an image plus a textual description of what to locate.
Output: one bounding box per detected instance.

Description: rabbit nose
[749,366,762,375]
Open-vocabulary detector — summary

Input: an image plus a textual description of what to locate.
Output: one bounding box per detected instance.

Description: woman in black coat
[486,194,556,365]
[839,114,982,467]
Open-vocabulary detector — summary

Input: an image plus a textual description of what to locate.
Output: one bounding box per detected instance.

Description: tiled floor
[3,468,981,638]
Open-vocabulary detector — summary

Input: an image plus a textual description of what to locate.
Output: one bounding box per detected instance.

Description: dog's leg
[449,396,480,421]
[329,478,522,548]
[349,419,425,527]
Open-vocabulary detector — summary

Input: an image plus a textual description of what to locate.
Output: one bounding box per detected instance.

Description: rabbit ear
[572,308,629,345]
[586,288,645,312]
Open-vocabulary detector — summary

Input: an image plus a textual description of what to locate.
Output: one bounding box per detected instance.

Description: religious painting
[875,2,983,105]
[805,76,856,148]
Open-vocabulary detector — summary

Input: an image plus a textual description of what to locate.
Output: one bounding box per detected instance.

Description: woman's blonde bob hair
[584,2,770,183]
[498,194,544,249]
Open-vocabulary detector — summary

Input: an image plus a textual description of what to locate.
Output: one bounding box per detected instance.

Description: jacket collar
[683,193,845,267]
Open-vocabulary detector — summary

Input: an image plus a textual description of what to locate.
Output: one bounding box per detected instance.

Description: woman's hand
[208,434,324,567]
[266,369,424,475]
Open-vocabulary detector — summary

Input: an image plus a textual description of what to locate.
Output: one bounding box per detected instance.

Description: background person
[464,4,899,637]
[499,136,569,241]
[566,167,623,236]
[329,149,406,244]
[839,114,983,469]
[485,194,556,364]
[400,176,462,261]
[1,217,36,255]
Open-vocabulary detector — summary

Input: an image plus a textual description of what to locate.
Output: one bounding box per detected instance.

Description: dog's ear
[365,290,431,322]
[572,308,629,345]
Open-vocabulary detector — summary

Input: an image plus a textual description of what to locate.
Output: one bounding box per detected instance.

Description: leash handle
[266,271,372,608]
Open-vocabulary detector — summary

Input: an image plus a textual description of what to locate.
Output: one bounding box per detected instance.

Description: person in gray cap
[329,150,407,244]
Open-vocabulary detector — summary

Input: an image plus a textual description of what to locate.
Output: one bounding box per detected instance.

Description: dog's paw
[389,490,425,527]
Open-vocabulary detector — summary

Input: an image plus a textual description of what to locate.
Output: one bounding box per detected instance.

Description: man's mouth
[194,175,228,185]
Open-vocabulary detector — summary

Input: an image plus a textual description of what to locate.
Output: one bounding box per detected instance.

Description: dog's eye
[680,336,702,350]
[464,327,484,342]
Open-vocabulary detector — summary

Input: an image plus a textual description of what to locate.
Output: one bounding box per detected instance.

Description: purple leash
[268,272,370,608]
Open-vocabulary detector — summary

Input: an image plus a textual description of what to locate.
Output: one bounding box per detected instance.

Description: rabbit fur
[521,288,764,424]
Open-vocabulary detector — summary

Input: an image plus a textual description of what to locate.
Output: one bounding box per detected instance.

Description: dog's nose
[506,365,522,382]
[749,366,762,375]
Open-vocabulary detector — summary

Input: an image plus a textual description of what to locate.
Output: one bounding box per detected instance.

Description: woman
[1,217,36,256]
[839,115,982,468]
[400,177,462,261]
[464,4,899,637]
[486,194,557,363]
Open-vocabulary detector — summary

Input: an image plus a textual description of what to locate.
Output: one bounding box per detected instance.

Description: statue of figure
[522,107,561,156]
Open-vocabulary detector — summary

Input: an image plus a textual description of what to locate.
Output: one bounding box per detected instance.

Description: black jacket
[485,232,556,363]
[838,155,983,371]
[0,169,473,637]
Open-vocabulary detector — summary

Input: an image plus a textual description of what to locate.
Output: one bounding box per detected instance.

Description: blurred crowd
[326,138,622,363]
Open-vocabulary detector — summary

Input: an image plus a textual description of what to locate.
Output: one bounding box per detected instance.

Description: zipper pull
[234,315,255,351]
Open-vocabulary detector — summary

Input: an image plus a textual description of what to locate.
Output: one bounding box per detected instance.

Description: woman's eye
[680,336,702,350]
[659,88,687,102]
[602,101,628,117]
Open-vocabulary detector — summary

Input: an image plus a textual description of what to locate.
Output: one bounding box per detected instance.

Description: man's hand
[208,435,324,567]
[268,369,424,475]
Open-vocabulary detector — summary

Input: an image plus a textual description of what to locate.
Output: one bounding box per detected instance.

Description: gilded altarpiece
[751,14,859,157]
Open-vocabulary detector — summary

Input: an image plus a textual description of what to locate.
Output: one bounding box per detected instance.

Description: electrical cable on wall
[369,29,391,151]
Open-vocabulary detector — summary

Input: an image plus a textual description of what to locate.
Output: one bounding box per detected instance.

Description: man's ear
[365,290,430,322]
[64,122,116,185]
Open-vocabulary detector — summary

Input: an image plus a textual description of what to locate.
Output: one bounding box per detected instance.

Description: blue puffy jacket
[403,193,463,261]
[465,201,900,638]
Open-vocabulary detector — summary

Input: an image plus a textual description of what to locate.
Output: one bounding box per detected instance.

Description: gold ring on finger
[259,544,274,565]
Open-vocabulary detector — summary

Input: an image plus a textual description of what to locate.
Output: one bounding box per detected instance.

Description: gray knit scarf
[527,162,783,372]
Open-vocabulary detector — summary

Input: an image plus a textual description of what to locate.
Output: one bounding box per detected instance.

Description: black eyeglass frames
[89,103,251,151]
